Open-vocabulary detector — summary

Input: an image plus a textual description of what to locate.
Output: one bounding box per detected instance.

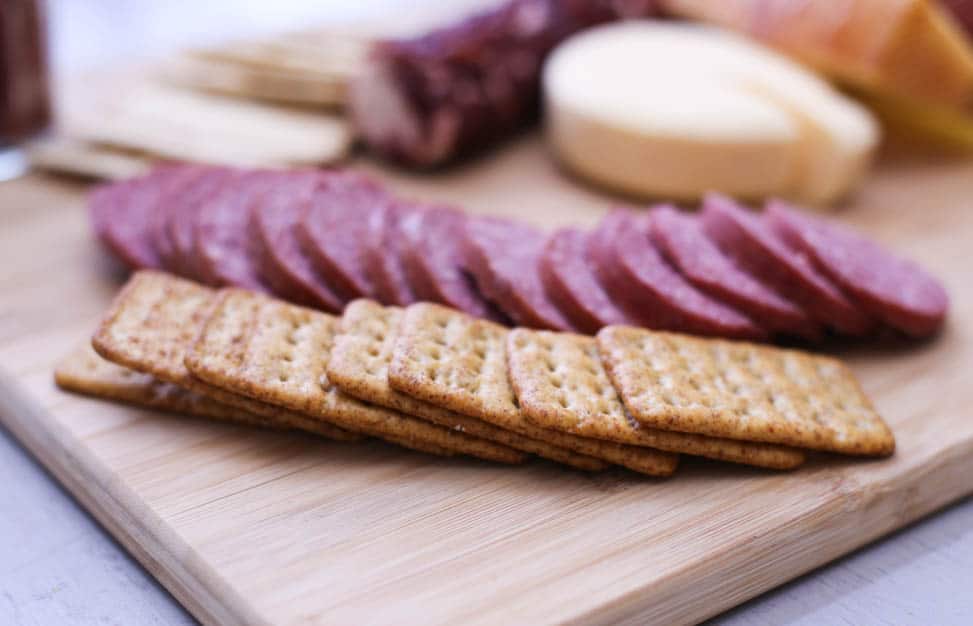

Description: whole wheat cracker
[327,300,606,471]
[388,303,679,477]
[506,329,806,469]
[183,288,527,464]
[55,342,278,429]
[60,339,452,455]
[91,270,360,442]
[597,326,895,456]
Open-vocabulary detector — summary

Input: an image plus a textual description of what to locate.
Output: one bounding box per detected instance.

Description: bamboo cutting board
[1,137,972,625]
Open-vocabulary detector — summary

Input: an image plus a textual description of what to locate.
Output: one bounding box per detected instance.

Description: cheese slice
[542,22,879,205]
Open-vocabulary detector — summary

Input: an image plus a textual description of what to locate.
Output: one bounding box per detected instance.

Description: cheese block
[542,22,879,205]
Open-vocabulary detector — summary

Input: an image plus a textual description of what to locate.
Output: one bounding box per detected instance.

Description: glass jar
[0,0,50,181]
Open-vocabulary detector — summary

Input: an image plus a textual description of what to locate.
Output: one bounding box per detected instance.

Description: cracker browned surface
[184,288,527,464]
[55,342,277,428]
[507,329,806,470]
[598,326,895,456]
[327,300,605,471]
[91,271,360,442]
[388,303,679,476]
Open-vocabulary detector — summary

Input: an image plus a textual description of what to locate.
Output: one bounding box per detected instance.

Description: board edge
[0,366,272,626]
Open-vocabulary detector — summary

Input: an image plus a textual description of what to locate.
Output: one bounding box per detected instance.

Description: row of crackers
[56,271,895,476]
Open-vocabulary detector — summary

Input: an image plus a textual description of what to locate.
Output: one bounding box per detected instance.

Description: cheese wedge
[662,0,973,111]
[543,22,880,205]
[662,0,973,151]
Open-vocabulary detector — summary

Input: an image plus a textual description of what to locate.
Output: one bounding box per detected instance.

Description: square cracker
[597,326,895,456]
[388,303,679,477]
[55,342,278,429]
[57,344,452,456]
[91,271,360,442]
[183,287,527,464]
[327,300,606,471]
[506,329,805,470]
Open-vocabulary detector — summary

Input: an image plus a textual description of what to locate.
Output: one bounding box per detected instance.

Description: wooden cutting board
[1,137,972,625]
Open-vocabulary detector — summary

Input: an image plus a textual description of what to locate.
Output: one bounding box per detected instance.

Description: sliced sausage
[89,178,153,270]
[399,205,506,321]
[462,217,574,330]
[158,166,236,280]
[249,173,346,313]
[649,205,819,339]
[590,208,765,340]
[362,202,419,306]
[765,200,948,337]
[296,176,389,300]
[539,227,635,333]
[194,170,285,291]
[90,164,202,271]
[701,194,872,336]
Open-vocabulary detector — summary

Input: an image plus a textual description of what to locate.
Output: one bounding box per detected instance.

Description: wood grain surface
[0,137,971,625]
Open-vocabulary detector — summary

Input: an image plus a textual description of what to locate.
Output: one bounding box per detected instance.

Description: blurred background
[45,0,492,76]
[6,0,973,199]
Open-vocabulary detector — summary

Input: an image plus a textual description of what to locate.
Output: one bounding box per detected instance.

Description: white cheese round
[542,22,880,205]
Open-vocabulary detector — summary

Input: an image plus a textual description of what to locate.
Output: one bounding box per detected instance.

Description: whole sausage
[351,0,658,167]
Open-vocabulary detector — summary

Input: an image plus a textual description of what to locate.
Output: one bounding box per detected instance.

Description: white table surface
[2,1,973,624]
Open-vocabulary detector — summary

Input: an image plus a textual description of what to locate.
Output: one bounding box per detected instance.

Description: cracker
[183,288,527,464]
[507,329,806,469]
[91,271,360,442]
[597,326,895,456]
[55,342,278,428]
[327,300,606,471]
[57,343,452,455]
[388,303,679,476]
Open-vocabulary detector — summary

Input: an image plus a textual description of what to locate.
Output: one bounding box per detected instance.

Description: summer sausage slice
[590,208,765,340]
[90,164,202,270]
[399,205,506,321]
[297,177,389,300]
[701,194,872,336]
[539,227,635,333]
[158,166,237,280]
[89,178,152,270]
[765,200,948,337]
[148,166,206,273]
[649,205,819,339]
[462,217,575,331]
[249,173,345,313]
[362,202,419,306]
[194,170,284,291]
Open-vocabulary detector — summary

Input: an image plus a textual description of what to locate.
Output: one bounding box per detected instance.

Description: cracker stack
[58,272,895,477]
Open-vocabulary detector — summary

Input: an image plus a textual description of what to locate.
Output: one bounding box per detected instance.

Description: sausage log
[350,0,658,167]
